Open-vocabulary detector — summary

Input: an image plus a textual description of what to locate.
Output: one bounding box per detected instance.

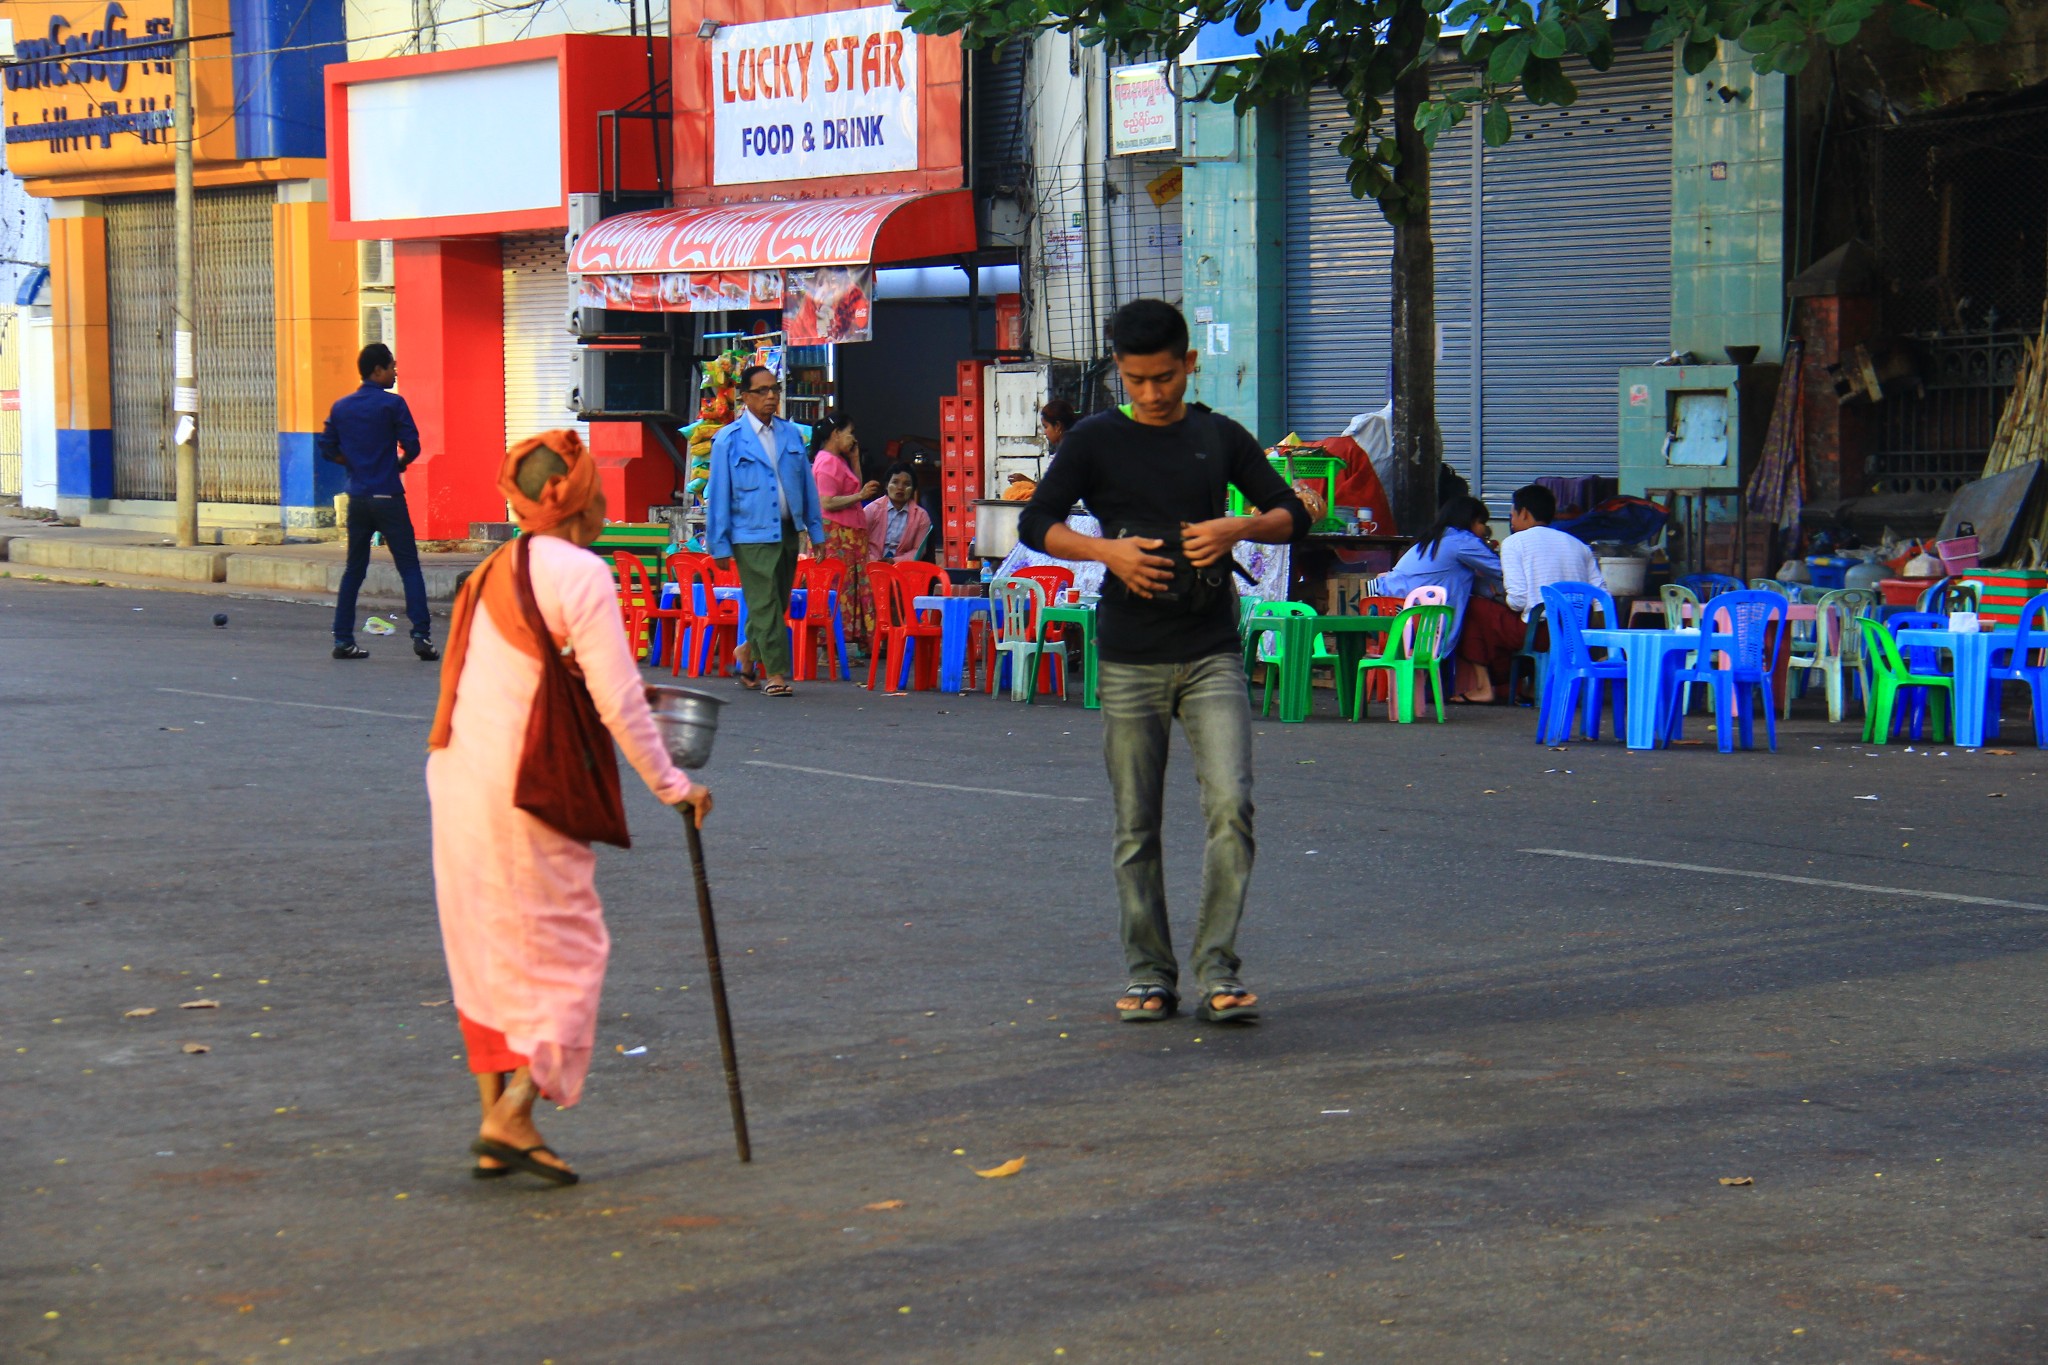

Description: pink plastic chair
[1400,585,1449,652]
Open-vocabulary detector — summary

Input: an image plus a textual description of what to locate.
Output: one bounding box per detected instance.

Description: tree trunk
[1389,60,1441,535]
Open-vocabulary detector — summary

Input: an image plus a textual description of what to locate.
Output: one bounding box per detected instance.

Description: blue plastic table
[1580,628,1705,749]
[653,583,823,672]
[912,594,993,693]
[1895,626,2019,748]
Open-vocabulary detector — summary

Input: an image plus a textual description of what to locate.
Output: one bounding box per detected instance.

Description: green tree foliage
[906,0,2013,223]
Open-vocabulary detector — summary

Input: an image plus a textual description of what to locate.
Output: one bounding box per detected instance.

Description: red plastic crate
[957,397,980,432]
[956,361,982,399]
[939,397,962,433]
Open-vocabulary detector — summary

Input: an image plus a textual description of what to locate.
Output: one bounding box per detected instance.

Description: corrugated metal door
[1284,91,1394,442]
[1286,51,1671,506]
[503,234,586,450]
[108,188,277,504]
[1475,49,1671,504]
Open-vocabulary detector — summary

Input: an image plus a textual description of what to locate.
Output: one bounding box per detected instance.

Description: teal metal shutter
[1474,48,1673,505]
[1284,90,1393,441]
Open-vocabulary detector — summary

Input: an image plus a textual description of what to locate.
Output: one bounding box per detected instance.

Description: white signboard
[1110,61,1176,155]
[712,6,920,186]
[347,60,563,220]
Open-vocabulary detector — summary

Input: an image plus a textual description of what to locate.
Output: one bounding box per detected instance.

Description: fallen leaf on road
[1988,792,2006,798]
[180,1000,220,1010]
[1672,739,1704,747]
[863,1200,905,1211]
[1987,749,2015,756]
[1719,1176,1753,1186]
[420,1000,449,1007]
[123,1007,158,1018]
[974,1157,1027,1179]
[181,1043,210,1054]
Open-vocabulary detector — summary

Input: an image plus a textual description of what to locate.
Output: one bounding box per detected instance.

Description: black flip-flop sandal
[762,680,795,698]
[1117,983,1178,1022]
[1197,983,1260,1024]
[471,1160,513,1179]
[470,1137,580,1186]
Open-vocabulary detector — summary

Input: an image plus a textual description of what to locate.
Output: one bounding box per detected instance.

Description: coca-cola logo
[570,193,916,274]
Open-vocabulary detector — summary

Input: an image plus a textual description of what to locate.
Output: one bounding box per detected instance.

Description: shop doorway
[106,187,279,504]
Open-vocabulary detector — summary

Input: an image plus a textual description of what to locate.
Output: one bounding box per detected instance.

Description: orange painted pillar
[274,190,360,525]
[393,238,505,540]
[48,201,112,504]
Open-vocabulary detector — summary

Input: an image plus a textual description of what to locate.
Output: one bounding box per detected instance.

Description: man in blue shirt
[319,343,436,661]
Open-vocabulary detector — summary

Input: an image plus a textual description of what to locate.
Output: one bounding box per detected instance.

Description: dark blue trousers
[333,494,431,644]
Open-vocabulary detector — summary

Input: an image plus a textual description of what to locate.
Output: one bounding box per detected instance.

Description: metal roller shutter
[1285,49,1672,507]
[1475,49,1672,505]
[503,233,587,451]
[107,187,277,504]
[1284,91,1394,442]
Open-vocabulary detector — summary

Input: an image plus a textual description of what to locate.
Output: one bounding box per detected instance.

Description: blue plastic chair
[1663,590,1788,752]
[1984,590,2048,746]
[1505,603,1547,708]
[1676,573,1744,602]
[1535,582,1626,744]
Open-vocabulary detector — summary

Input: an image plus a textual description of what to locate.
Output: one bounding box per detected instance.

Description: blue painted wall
[229,0,346,160]
[56,429,113,500]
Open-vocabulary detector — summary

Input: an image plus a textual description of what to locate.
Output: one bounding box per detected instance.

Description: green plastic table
[1272,614,1397,722]
[1029,603,1099,708]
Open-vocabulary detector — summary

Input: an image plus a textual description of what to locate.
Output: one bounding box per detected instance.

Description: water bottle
[979,559,994,588]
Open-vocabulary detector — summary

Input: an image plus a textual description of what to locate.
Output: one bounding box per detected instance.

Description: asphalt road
[4,579,2047,1364]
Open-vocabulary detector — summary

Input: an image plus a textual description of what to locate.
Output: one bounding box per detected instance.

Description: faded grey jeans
[1099,651,1256,995]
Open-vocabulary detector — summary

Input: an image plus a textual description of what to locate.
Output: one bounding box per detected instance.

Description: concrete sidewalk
[0,515,487,611]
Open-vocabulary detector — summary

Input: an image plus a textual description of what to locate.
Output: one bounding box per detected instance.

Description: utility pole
[171,0,198,546]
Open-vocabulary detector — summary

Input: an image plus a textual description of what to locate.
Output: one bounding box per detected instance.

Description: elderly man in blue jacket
[705,364,825,697]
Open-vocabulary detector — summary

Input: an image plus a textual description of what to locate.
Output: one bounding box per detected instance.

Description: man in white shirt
[1501,484,1603,620]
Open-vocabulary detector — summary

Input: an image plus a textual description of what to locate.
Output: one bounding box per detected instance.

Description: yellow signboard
[1,0,237,178]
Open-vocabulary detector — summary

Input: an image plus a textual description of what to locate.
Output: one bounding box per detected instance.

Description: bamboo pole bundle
[1983,320,2048,564]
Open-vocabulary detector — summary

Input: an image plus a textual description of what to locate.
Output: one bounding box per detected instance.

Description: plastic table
[1580,627,1706,749]
[1895,626,2019,747]
[1267,614,1398,722]
[911,594,993,693]
[653,583,820,672]
[1029,602,1100,708]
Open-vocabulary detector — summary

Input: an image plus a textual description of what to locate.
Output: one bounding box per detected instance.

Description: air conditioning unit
[566,193,604,258]
[359,301,395,347]
[358,239,394,289]
[578,345,688,420]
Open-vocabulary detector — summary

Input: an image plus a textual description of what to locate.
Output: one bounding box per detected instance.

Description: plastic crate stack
[940,360,984,568]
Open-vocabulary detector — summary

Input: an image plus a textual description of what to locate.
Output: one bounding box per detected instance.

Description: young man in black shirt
[1018,300,1309,1024]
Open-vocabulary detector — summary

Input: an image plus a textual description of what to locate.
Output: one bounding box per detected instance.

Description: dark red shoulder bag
[509,534,632,848]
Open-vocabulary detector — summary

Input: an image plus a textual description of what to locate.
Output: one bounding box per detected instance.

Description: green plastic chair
[1351,605,1451,723]
[1858,617,1952,744]
[1243,601,1320,716]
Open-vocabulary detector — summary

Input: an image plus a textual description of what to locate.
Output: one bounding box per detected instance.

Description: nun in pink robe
[426,430,709,1184]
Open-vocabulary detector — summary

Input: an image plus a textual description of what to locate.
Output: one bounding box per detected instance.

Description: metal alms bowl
[646,685,727,770]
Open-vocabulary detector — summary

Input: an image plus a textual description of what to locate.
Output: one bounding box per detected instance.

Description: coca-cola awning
[567,190,976,275]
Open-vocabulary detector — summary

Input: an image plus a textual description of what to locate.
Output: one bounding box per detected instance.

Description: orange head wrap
[428,430,605,751]
[499,429,601,534]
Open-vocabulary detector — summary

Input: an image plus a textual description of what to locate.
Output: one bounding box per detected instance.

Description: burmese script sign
[1,0,236,177]
[709,5,918,186]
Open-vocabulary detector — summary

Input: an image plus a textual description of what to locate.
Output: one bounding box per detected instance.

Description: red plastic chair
[868,562,941,692]
[1012,565,1074,603]
[658,551,711,675]
[788,557,847,682]
[671,556,739,677]
[613,552,681,664]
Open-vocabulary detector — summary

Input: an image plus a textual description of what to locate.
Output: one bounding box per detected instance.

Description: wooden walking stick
[684,815,751,1162]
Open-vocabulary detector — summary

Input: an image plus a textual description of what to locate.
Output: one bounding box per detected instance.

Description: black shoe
[413,636,440,662]
[333,643,369,660]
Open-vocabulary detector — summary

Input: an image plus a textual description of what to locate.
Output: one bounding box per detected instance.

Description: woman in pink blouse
[810,413,879,653]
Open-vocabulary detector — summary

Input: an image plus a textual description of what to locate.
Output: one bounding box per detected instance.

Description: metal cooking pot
[972,499,1023,560]
[645,685,727,770]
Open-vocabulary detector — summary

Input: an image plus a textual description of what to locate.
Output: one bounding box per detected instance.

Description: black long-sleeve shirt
[1019,405,1308,665]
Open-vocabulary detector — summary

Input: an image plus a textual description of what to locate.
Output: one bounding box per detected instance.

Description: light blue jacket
[704,415,824,559]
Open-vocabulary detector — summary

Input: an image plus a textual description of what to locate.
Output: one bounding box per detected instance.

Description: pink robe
[426,533,694,1106]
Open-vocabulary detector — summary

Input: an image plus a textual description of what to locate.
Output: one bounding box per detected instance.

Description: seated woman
[1370,493,1520,703]
[863,463,933,566]
[858,463,933,643]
